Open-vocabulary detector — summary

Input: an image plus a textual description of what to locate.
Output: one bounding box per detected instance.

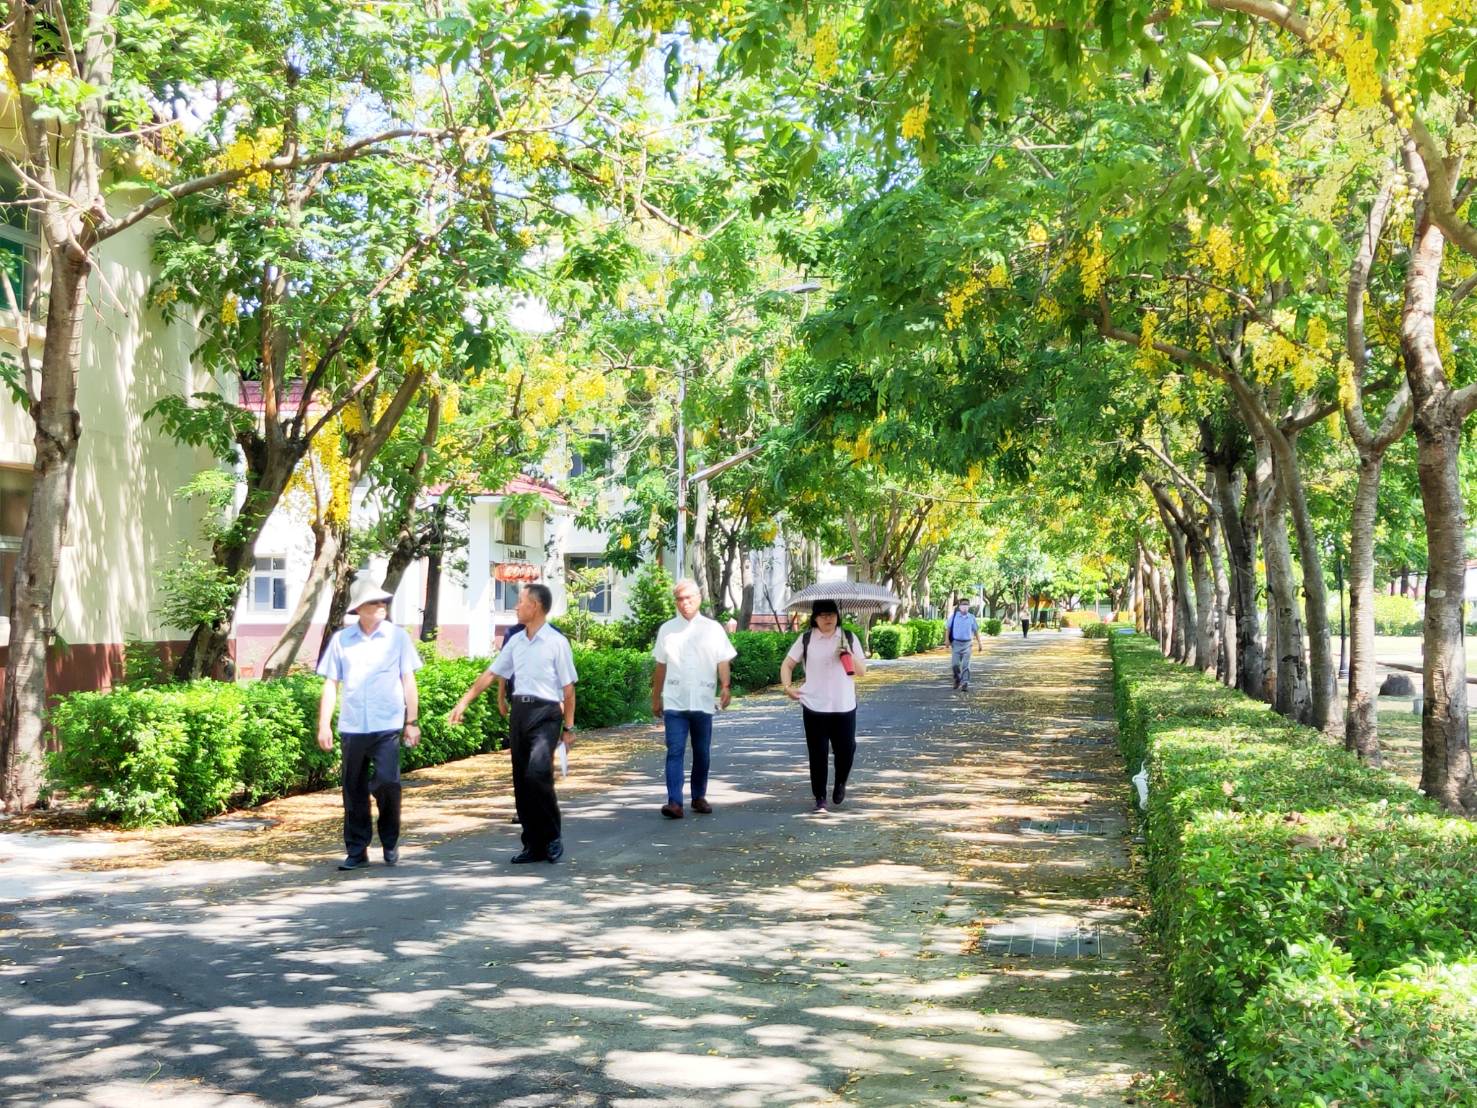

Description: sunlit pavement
[0,634,1165,1106]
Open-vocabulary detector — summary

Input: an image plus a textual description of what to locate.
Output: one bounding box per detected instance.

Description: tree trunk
[1283,432,1338,733]
[1187,535,1215,674]
[1163,519,1193,665]
[1211,462,1264,697]
[421,502,446,643]
[1,250,88,810]
[261,519,339,679]
[738,548,754,630]
[1345,453,1385,765]
[1263,500,1310,723]
[319,557,358,664]
[1208,512,1235,688]
[1402,212,1477,812]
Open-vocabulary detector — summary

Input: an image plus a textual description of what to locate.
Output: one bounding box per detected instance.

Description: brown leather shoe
[691,798,713,814]
[660,803,684,819]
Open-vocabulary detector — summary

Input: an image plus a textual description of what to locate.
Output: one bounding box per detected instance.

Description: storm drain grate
[981,919,1102,958]
[1020,818,1112,836]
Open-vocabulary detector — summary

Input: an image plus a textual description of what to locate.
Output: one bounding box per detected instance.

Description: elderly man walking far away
[946,597,984,691]
[448,583,577,864]
[316,579,423,871]
[651,579,737,819]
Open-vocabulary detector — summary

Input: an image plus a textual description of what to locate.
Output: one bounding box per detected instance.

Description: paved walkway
[0,634,1166,1106]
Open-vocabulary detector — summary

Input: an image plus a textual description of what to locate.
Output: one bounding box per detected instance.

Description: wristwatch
[563,723,575,732]
[405,718,419,727]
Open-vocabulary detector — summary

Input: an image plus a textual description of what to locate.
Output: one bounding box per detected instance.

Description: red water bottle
[839,637,855,676]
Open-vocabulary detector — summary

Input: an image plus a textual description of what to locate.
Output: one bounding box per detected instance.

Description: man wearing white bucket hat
[316,578,424,870]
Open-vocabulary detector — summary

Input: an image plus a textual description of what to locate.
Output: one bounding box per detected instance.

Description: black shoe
[832,784,846,806]
[383,846,400,866]
[511,848,546,864]
[545,839,564,864]
[338,854,370,871]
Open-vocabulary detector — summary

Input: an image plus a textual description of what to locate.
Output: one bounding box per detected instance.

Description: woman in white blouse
[779,599,866,812]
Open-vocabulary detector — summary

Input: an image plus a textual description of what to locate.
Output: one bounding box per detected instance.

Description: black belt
[511,694,559,706]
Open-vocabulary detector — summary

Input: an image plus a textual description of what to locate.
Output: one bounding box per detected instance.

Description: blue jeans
[664,710,714,806]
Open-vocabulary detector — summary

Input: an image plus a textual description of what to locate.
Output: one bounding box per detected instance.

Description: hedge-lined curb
[1109,632,1477,1105]
[47,631,802,829]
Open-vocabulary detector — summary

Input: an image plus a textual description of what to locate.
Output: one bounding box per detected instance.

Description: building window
[500,515,523,546]
[250,556,288,612]
[567,554,610,615]
[494,578,521,612]
[569,435,609,478]
[0,175,40,316]
[0,468,31,616]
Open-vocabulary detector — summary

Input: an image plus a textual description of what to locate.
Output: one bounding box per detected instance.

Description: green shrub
[729,630,794,692]
[409,657,504,771]
[572,647,654,729]
[870,623,914,659]
[619,560,675,649]
[1232,940,1477,1105]
[1082,621,1134,639]
[906,618,946,652]
[982,617,1003,636]
[1371,593,1422,635]
[1110,633,1477,1105]
[1060,610,1101,628]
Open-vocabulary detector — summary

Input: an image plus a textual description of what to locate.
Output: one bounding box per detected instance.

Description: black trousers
[510,698,563,853]
[341,729,402,857]
[801,707,857,800]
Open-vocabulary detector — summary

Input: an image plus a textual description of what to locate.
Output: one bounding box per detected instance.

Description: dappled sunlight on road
[0,634,1164,1106]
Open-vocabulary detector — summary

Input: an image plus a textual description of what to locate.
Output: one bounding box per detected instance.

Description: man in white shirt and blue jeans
[449,583,578,863]
[317,579,423,871]
[651,579,737,819]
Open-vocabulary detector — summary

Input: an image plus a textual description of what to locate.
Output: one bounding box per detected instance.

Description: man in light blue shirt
[946,598,983,692]
[449,582,578,864]
[317,579,423,870]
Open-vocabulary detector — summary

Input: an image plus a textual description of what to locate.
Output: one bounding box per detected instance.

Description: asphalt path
[0,632,1162,1106]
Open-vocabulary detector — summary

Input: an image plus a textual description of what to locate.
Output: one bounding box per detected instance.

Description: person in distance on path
[448,583,577,864]
[780,599,866,813]
[946,597,984,691]
[1021,610,1031,638]
[651,579,737,819]
[316,579,423,871]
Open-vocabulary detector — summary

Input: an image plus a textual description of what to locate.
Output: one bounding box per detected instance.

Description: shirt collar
[349,621,392,640]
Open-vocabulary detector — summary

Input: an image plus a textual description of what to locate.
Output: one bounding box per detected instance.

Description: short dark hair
[526,583,553,614]
[811,599,840,617]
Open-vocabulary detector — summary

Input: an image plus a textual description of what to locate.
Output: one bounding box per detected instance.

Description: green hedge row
[728,630,799,692]
[48,648,658,828]
[869,619,947,659]
[1110,633,1477,1106]
[1082,621,1135,639]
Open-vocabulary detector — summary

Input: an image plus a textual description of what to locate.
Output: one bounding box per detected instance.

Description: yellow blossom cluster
[1069,227,1107,300]
[943,263,1008,330]
[209,127,283,198]
[1135,311,1169,376]
[802,23,841,81]
[1336,355,1358,411]
[1026,222,1050,246]
[900,97,930,142]
[1035,296,1064,325]
[220,293,240,326]
[1197,225,1237,278]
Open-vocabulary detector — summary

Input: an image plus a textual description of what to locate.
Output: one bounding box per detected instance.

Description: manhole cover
[981,919,1103,958]
[1020,818,1112,836]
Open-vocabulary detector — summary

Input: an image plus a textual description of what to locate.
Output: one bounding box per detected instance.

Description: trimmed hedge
[982,617,1003,635]
[47,647,661,828]
[727,630,795,693]
[1060,610,1101,628]
[906,618,946,652]
[1082,621,1135,639]
[1110,633,1477,1105]
[869,623,912,659]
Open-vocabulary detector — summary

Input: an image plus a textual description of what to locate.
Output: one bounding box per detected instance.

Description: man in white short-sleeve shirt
[651,579,736,819]
[449,582,577,864]
[316,579,423,870]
